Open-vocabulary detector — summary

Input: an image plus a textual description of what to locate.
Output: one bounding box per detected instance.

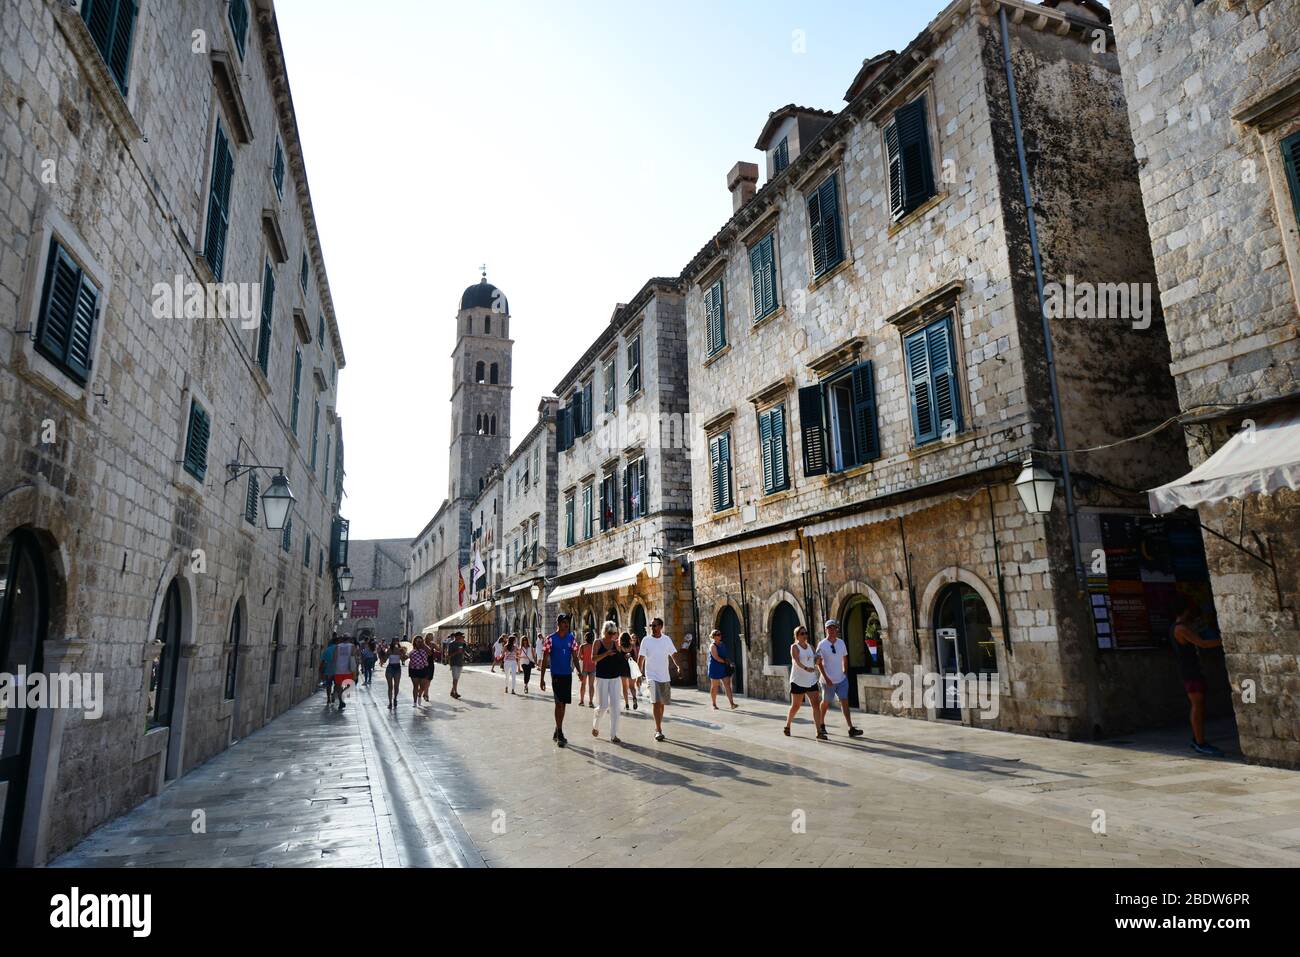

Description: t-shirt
[492,640,503,658]
[816,638,847,683]
[333,642,355,675]
[544,631,578,676]
[447,640,467,667]
[639,633,677,683]
[580,642,595,671]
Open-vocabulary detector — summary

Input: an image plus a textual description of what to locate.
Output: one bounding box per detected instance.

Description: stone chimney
[727,161,759,213]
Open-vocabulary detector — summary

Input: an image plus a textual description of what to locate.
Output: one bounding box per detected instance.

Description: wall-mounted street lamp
[338,567,354,593]
[647,547,666,579]
[1014,459,1057,515]
[529,582,541,601]
[337,600,346,612]
[225,443,297,531]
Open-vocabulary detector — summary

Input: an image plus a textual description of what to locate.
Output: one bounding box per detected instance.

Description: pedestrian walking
[385,639,407,710]
[784,626,826,740]
[408,636,432,707]
[320,636,337,705]
[707,629,738,710]
[331,634,358,711]
[519,635,536,694]
[491,635,504,673]
[502,634,520,695]
[591,622,623,742]
[540,613,580,747]
[446,631,468,699]
[578,630,596,707]
[1171,595,1225,756]
[360,639,377,687]
[619,632,639,710]
[816,620,863,737]
[637,617,681,742]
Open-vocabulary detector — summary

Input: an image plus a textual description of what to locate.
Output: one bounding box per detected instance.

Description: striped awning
[801,492,962,538]
[689,529,797,563]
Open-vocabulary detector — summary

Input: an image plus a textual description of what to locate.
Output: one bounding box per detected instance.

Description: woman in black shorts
[385,640,407,710]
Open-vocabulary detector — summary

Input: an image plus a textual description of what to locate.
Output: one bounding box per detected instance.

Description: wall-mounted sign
[351,599,380,619]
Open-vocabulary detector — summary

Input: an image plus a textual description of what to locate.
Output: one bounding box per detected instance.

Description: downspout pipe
[999,5,1085,586]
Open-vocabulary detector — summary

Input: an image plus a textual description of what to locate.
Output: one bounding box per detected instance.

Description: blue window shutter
[759,410,775,494]
[183,399,210,481]
[257,262,275,372]
[896,97,935,215]
[885,120,905,220]
[720,432,733,509]
[290,349,302,434]
[750,237,778,320]
[1282,132,1300,230]
[36,239,99,385]
[798,384,828,477]
[905,327,937,444]
[83,0,136,95]
[772,403,789,491]
[927,318,961,436]
[851,361,880,463]
[204,124,234,281]
[818,175,843,273]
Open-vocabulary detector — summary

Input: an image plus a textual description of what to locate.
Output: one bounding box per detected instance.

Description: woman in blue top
[707,628,738,711]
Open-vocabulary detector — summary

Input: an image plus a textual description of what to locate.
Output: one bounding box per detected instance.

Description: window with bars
[35,237,99,385]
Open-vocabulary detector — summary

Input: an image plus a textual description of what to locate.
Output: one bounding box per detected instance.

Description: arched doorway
[0,530,50,867]
[630,605,647,642]
[716,605,743,694]
[224,601,243,742]
[604,606,619,629]
[294,617,304,680]
[841,595,884,708]
[148,579,183,728]
[933,583,996,718]
[582,610,596,639]
[770,600,799,667]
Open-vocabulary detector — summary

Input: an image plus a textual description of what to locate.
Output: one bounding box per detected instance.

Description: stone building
[0,0,348,864]
[677,0,1216,737]
[1111,0,1300,767]
[549,279,698,677]
[338,537,410,642]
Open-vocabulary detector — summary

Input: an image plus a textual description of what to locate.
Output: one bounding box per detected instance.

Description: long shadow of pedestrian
[668,739,849,787]
[559,742,723,796]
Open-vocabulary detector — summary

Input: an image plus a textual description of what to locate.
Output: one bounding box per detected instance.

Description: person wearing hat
[817,620,864,738]
[541,613,581,747]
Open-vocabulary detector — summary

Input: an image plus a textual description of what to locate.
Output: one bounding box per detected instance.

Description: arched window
[268,611,283,686]
[605,607,619,629]
[490,363,499,384]
[934,583,997,675]
[842,595,885,677]
[769,600,799,667]
[484,316,491,335]
[630,604,647,640]
[149,579,183,727]
[294,617,305,678]
[475,413,483,433]
[490,414,497,435]
[224,602,242,700]
[475,361,486,383]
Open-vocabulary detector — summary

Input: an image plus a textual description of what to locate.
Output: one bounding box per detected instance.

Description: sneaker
[1192,741,1225,757]
[848,727,864,738]
[557,734,568,748]
[610,736,622,744]
[654,731,665,742]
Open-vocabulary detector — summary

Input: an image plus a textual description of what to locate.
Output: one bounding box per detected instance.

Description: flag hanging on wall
[458,569,466,608]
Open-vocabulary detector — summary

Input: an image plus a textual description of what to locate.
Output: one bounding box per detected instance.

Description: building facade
[550,280,698,675]
[678,0,1217,738]
[1112,0,1300,767]
[339,537,410,642]
[0,0,348,864]
[496,398,559,640]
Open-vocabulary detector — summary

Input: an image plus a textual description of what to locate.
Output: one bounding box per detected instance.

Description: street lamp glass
[647,550,662,579]
[1015,462,1057,515]
[338,567,354,593]
[529,583,541,601]
[261,472,296,530]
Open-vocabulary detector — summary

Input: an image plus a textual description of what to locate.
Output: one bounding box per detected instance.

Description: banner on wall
[1078,509,1216,650]
[351,599,380,619]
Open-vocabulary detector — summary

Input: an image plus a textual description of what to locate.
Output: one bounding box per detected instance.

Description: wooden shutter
[204,124,234,280]
[750,235,776,316]
[622,467,632,522]
[719,432,732,509]
[885,120,905,220]
[282,515,292,553]
[905,327,937,444]
[310,399,320,469]
[290,350,302,434]
[807,189,826,278]
[228,0,249,58]
[709,436,723,512]
[257,262,275,372]
[706,280,725,354]
[926,318,961,436]
[897,97,935,215]
[637,458,647,517]
[245,472,259,525]
[818,176,843,272]
[771,403,789,491]
[183,399,210,481]
[37,240,99,385]
[798,384,828,477]
[749,241,765,320]
[759,410,775,494]
[1283,132,1300,230]
[582,381,593,433]
[851,361,880,463]
[83,0,136,94]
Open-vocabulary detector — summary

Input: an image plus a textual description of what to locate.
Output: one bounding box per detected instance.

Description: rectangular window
[774,136,790,174]
[885,95,936,221]
[807,173,845,278]
[758,404,791,494]
[904,317,961,446]
[273,138,286,198]
[799,362,880,475]
[599,471,618,532]
[704,279,726,356]
[317,312,325,349]
[304,532,312,568]
[564,493,576,547]
[290,349,302,435]
[183,398,211,481]
[581,483,594,540]
[300,251,309,292]
[626,335,642,395]
[1282,131,1300,230]
[81,0,136,96]
[623,456,647,521]
[709,432,733,513]
[203,122,235,281]
[310,399,320,471]
[257,260,275,373]
[35,237,99,385]
[749,233,779,321]
[244,471,259,525]
[532,446,540,484]
[228,0,249,59]
[582,380,593,434]
[603,357,617,413]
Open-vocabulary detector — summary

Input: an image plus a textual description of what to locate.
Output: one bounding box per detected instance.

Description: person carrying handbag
[707,628,738,710]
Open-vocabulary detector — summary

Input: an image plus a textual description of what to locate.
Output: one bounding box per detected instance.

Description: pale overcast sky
[275,0,960,540]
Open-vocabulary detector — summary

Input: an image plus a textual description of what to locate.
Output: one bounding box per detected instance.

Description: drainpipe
[999,5,1085,587]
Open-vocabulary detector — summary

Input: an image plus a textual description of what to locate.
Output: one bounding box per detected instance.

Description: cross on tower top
[479,264,487,282]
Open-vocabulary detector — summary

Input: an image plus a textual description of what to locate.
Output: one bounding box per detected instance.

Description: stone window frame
[877,78,947,237]
[744,227,785,329]
[172,377,217,495]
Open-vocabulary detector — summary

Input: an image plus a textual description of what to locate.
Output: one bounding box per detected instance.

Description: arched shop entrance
[841,594,884,708]
[630,605,647,642]
[0,531,50,867]
[716,605,743,694]
[933,583,997,719]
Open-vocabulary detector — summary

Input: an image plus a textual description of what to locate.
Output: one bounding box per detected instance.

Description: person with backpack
[707,628,738,710]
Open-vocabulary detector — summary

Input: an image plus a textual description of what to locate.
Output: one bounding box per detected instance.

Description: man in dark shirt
[447,631,469,700]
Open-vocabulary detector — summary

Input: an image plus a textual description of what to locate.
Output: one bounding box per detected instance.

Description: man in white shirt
[637,617,681,742]
[816,620,863,738]
[491,636,503,673]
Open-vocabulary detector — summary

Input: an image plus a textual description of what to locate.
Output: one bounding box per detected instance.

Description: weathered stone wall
[339,538,410,641]
[0,0,345,860]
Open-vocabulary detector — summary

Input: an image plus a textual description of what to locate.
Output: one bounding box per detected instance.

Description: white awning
[690,529,797,563]
[426,599,493,632]
[802,492,962,538]
[509,579,542,593]
[546,562,645,604]
[1149,410,1300,512]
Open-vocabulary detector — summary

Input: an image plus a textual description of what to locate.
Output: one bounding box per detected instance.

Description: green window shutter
[850,362,880,463]
[807,188,826,278]
[759,410,775,495]
[749,243,764,320]
[622,466,632,523]
[774,137,790,174]
[257,262,275,373]
[204,123,234,281]
[885,120,905,221]
[244,471,259,525]
[749,235,778,320]
[582,381,593,433]
[290,349,302,435]
[896,97,935,216]
[719,432,733,509]
[709,436,723,511]
[36,238,99,385]
[926,318,961,437]
[310,399,320,470]
[798,384,828,477]
[82,0,136,96]
[565,496,574,547]
[905,327,937,444]
[1282,132,1300,230]
[705,280,726,355]
[183,399,211,481]
[228,0,249,59]
[273,139,285,197]
[556,406,571,451]
[636,458,647,517]
[324,433,331,492]
[814,175,843,276]
[772,403,789,491]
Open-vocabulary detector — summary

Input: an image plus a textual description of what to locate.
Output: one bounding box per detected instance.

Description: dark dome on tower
[460,276,507,314]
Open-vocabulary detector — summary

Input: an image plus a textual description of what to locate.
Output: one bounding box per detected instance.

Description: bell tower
[448,269,513,510]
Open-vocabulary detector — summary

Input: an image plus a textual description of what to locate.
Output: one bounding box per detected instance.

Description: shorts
[451,665,463,681]
[410,666,432,680]
[333,675,353,688]
[821,677,849,704]
[385,663,401,679]
[648,681,671,705]
[551,674,573,704]
[1183,677,1207,694]
[790,682,820,698]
